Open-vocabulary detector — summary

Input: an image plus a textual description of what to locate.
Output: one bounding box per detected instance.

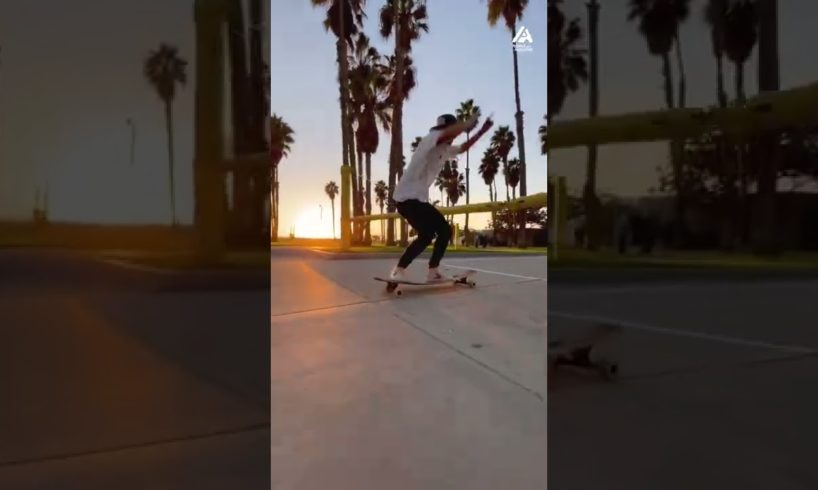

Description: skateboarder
[388,112,494,282]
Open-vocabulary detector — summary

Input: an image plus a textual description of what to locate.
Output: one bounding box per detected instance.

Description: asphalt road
[549,268,818,490]
[0,250,270,489]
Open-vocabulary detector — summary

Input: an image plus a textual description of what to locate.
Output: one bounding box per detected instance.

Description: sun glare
[293,206,334,239]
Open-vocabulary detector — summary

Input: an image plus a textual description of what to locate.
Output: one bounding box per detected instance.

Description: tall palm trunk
[734,61,748,243]
[248,0,269,242]
[510,25,527,197]
[465,130,471,232]
[193,0,227,260]
[336,0,351,247]
[164,100,177,225]
[754,0,779,254]
[661,51,684,245]
[357,148,364,242]
[365,152,372,244]
[584,0,600,250]
[387,1,405,246]
[674,33,686,109]
[349,125,361,243]
[716,54,727,108]
[227,0,251,238]
[331,198,337,238]
[272,166,279,241]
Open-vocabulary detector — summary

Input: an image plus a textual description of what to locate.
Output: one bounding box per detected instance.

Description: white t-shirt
[393,130,460,203]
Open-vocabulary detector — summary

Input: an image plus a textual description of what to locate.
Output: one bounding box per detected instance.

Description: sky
[0,0,269,225]
[271,0,547,238]
[549,0,818,199]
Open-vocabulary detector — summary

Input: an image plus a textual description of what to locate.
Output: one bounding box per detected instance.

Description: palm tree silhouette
[505,158,521,200]
[487,0,530,197]
[723,0,759,245]
[312,0,365,244]
[479,148,501,238]
[456,99,481,233]
[628,0,690,242]
[490,126,516,201]
[325,181,340,239]
[348,34,393,244]
[479,148,501,203]
[270,114,295,242]
[704,0,729,108]
[547,0,587,122]
[380,0,428,246]
[144,43,187,226]
[723,0,758,103]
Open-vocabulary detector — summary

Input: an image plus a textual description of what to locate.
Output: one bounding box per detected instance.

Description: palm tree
[226,0,268,242]
[455,99,481,233]
[270,114,295,242]
[479,147,501,239]
[704,0,729,108]
[380,0,429,246]
[547,0,587,123]
[348,34,392,244]
[490,126,516,201]
[144,43,188,226]
[539,116,547,155]
[505,157,521,200]
[312,0,366,245]
[628,0,690,108]
[487,0,529,197]
[724,0,759,244]
[585,0,602,249]
[723,0,758,104]
[435,161,457,206]
[325,181,340,238]
[374,179,388,240]
[628,0,690,244]
[754,0,779,255]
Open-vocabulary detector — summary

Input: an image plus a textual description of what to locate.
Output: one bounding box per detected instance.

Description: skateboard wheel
[468,281,476,288]
[394,289,403,297]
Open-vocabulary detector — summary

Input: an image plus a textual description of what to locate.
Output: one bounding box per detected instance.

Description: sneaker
[390,266,407,281]
[427,267,449,282]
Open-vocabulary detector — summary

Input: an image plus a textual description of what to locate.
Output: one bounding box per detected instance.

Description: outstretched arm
[454,117,494,154]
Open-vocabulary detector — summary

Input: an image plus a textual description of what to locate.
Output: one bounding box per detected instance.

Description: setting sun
[293,206,335,239]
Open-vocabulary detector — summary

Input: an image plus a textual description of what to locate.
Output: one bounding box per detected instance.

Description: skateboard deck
[374,270,476,297]
[548,323,622,380]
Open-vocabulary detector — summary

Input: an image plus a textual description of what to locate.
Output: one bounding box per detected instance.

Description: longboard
[374,270,476,297]
[548,323,622,380]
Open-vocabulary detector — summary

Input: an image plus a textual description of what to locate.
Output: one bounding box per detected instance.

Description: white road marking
[445,264,545,282]
[550,310,817,355]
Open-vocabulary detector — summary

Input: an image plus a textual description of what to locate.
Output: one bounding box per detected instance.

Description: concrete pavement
[271,255,548,489]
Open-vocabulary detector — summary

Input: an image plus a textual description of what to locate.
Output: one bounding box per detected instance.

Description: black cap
[431,114,457,130]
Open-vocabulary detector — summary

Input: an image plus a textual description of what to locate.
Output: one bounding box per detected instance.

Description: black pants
[396,200,452,269]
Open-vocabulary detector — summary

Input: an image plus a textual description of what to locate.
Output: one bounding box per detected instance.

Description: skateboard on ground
[374,270,476,297]
[548,323,622,380]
